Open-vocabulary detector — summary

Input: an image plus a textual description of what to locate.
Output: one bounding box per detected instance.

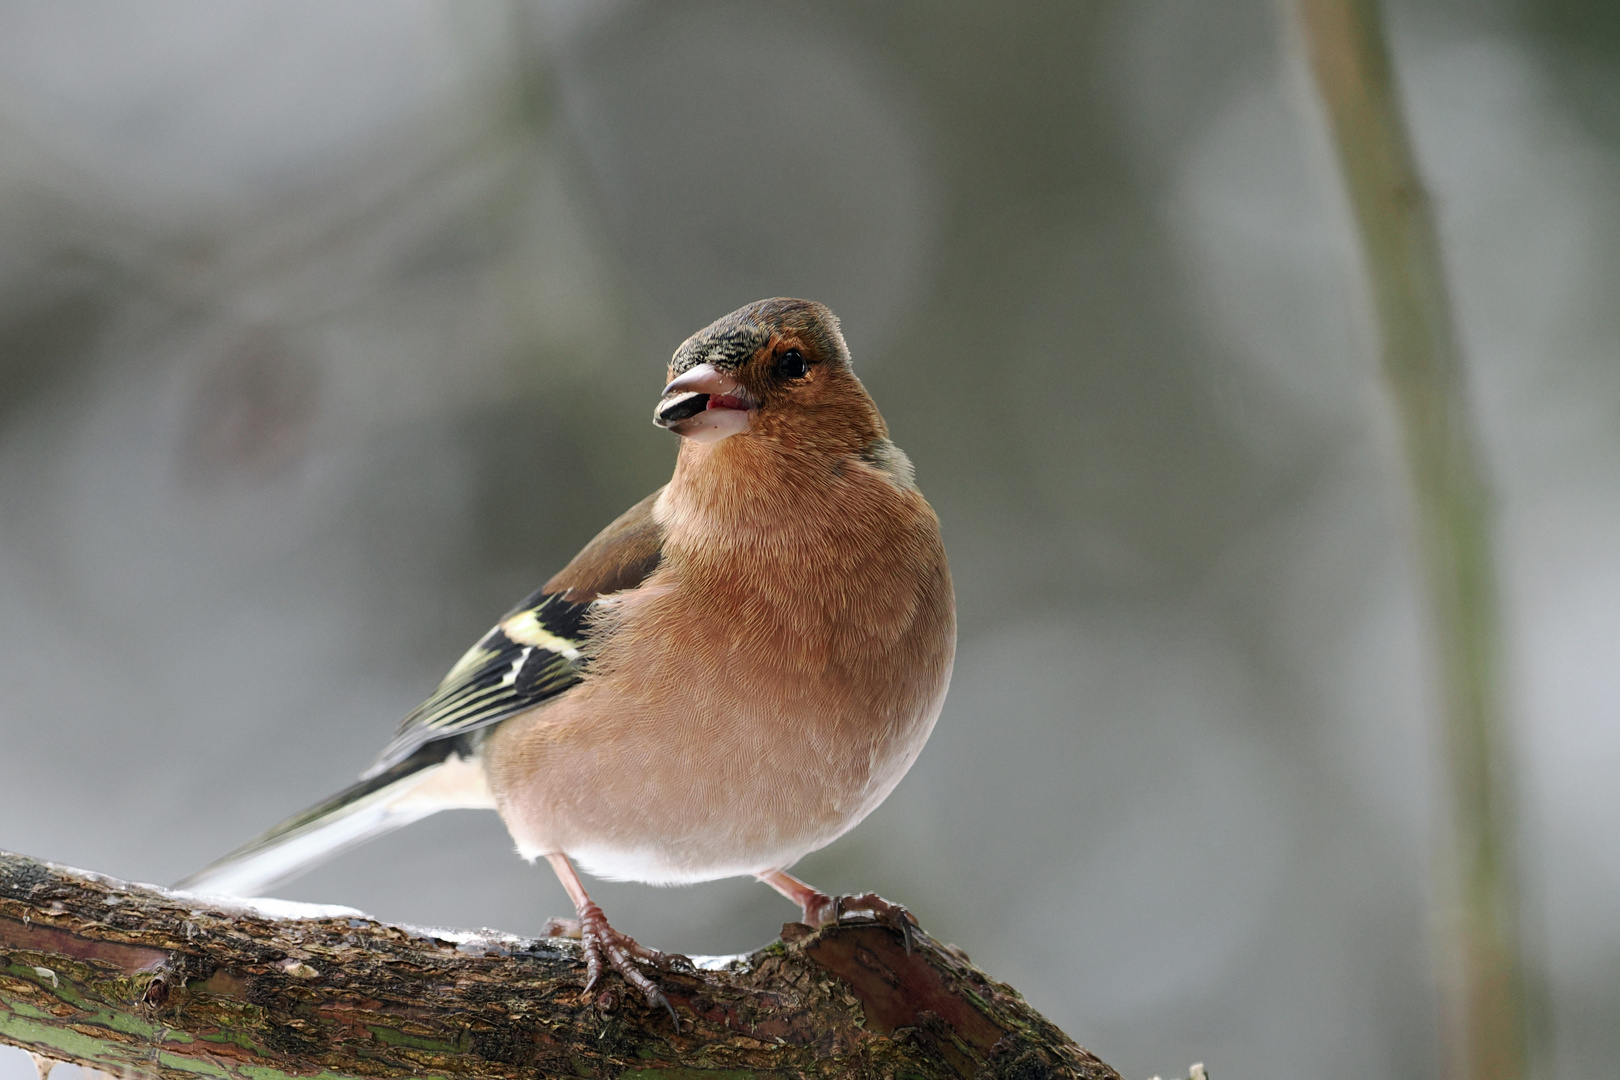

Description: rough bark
[0,851,1118,1080]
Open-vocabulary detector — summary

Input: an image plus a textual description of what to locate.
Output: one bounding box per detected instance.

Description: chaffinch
[178,298,957,1017]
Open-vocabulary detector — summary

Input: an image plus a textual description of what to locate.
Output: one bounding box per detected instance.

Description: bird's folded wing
[363,488,666,776]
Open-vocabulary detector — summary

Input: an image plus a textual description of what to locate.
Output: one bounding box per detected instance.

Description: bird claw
[572,902,680,1023]
[801,891,919,954]
[836,892,919,954]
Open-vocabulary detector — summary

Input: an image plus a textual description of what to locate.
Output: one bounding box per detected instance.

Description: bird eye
[776,348,808,380]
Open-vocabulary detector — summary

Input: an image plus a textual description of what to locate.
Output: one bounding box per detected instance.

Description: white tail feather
[176,753,494,897]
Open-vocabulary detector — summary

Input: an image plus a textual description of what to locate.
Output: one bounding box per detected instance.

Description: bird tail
[172,741,495,897]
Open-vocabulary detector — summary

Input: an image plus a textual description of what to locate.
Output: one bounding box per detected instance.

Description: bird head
[654,298,884,453]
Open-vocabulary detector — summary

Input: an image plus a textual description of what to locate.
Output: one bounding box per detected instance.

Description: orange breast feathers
[482,430,955,883]
[621,431,954,733]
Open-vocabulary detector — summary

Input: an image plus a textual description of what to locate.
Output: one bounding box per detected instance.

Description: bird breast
[483,451,955,884]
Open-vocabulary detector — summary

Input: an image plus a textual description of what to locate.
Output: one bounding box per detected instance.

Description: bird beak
[654,363,755,443]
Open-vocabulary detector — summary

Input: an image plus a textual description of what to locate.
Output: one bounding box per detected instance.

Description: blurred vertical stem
[1291,3,1527,1079]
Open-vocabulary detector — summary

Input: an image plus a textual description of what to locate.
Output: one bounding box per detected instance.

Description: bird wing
[364,488,666,775]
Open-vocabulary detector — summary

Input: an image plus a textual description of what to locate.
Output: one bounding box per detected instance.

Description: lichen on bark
[0,851,1118,1080]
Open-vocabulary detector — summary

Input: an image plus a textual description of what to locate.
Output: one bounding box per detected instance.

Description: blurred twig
[1290,3,1527,1079]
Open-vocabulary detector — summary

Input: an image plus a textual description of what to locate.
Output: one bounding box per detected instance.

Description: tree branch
[0,850,1119,1080]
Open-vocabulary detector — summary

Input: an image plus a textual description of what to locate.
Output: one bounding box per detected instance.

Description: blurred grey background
[0,2,1617,1078]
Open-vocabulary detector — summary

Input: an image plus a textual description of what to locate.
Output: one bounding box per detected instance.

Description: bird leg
[544,853,681,1022]
[757,868,837,926]
[756,869,919,954]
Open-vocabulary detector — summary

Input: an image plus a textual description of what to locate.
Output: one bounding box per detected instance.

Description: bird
[176,297,956,1018]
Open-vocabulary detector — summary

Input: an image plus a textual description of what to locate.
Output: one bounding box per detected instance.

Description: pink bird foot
[758,870,920,953]
[543,855,686,1023]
